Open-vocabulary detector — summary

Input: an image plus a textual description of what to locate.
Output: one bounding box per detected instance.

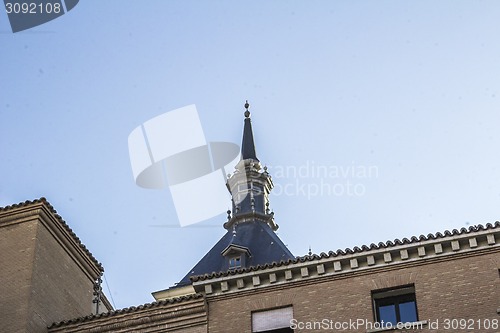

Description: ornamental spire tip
[244,100,250,118]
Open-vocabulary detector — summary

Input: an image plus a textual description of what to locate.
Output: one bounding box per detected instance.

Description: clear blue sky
[1,1,499,310]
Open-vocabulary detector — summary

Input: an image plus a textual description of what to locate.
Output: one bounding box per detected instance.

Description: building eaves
[190,222,500,282]
[48,293,205,329]
[0,198,104,272]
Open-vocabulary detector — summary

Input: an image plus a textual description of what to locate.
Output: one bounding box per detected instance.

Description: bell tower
[224,101,278,231]
[157,101,295,295]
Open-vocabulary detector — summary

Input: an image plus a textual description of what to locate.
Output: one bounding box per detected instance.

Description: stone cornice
[192,224,500,297]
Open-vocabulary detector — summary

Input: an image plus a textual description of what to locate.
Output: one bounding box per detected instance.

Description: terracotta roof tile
[0,198,103,272]
[190,222,500,282]
[48,293,204,329]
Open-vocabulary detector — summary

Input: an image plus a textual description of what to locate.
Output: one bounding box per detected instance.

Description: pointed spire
[241,100,259,161]
[225,101,277,230]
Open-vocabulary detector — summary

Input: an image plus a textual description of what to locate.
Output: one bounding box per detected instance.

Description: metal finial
[308,246,312,256]
[227,209,231,220]
[244,100,250,118]
[92,277,103,314]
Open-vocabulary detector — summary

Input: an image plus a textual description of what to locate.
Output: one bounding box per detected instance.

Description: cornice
[192,223,500,296]
[48,294,206,332]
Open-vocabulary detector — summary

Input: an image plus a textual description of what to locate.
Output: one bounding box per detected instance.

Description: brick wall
[207,251,500,333]
[0,201,102,333]
[0,219,38,332]
[26,220,96,332]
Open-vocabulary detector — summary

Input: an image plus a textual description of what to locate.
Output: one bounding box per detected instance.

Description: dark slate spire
[225,103,276,229]
[172,101,294,289]
[241,101,259,161]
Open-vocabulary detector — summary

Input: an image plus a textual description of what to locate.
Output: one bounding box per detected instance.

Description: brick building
[0,198,112,332]
[1,105,499,332]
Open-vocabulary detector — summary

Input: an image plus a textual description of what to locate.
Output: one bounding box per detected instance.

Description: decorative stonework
[350,258,359,268]
[252,276,260,286]
[334,261,342,271]
[487,234,495,244]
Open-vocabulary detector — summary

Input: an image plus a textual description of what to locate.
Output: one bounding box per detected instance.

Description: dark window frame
[228,256,241,269]
[372,284,419,325]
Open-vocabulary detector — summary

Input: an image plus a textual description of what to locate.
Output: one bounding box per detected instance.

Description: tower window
[372,285,418,325]
[253,183,264,194]
[229,256,241,269]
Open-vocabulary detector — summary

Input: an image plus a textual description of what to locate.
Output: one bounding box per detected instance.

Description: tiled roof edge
[0,198,104,272]
[190,221,500,282]
[48,293,205,329]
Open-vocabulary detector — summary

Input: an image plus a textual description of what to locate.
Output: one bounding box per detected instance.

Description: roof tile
[190,221,500,282]
[48,293,204,328]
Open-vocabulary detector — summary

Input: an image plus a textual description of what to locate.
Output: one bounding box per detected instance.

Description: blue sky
[1,1,500,310]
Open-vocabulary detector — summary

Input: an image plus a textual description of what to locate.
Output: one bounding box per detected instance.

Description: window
[252,306,294,333]
[372,285,418,325]
[252,183,264,194]
[228,256,241,269]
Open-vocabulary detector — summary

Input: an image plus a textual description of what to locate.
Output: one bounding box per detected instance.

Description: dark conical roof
[175,101,293,288]
[177,221,294,286]
[241,103,259,161]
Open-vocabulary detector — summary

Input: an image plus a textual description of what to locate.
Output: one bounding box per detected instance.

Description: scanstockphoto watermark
[4,0,80,33]
[267,161,379,199]
[289,318,425,331]
[289,318,499,331]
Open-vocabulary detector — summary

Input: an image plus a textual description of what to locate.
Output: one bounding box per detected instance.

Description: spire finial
[241,100,258,161]
[244,100,250,118]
